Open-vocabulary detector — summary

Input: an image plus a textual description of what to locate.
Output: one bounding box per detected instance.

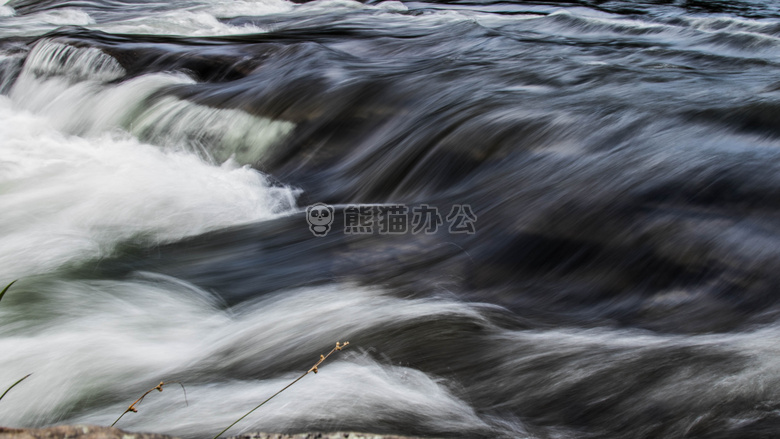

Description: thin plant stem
[0,374,31,403]
[212,341,349,439]
[0,280,17,304]
[111,381,188,428]
[0,282,30,405]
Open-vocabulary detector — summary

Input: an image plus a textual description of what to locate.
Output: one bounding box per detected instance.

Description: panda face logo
[306,203,334,237]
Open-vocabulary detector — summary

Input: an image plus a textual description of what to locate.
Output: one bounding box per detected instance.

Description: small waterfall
[9,39,295,165]
[20,39,125,82]
[0,51,23,93]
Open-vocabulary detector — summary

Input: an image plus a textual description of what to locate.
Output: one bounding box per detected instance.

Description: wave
[0,95,297,278]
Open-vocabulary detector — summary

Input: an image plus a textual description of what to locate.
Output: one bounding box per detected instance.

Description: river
[1,0,780,438]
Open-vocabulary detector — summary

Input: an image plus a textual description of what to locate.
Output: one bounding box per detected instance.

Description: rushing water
[2,0,780,438]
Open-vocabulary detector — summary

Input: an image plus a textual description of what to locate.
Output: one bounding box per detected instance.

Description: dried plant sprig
[111,381,187,427]
[212,341,350,439]
[0,281,30,405]
[0,280,17,304]
[0,373,31,403]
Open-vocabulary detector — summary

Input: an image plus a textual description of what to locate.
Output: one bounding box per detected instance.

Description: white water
[3,1,780,437]
[0,52,511,429]
[0,97,298,279]
[0,0,407,38]
[0,280,500,437]
[20,40,125,82]
[0,38,300,279]
[4,274,780,438]
[10,40,296,164]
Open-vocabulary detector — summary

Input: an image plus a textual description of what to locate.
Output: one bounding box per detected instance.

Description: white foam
[0,8,95,38]
[130,95,295,164]
[11,71,295,164]
[375,1,408,12]
[0,281,502,436]
[20,39,125,82]
[4,277,780,437]
[10,40,295,165]
[34,8,94,26]
[94,10,266,36]
[0,97,298,279]
[299,0,368,11]
[206,0,295,18]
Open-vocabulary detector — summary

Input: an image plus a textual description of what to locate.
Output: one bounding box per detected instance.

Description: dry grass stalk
[0,280,31,404]
[111,381,188,427]
[0,280,17,304]
[0,373,31,403]
[212,341,350,439]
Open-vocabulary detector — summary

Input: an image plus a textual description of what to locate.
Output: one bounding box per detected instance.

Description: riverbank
[0,426,425,439]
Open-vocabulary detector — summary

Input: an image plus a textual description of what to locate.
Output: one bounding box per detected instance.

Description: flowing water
[2,0,780,437]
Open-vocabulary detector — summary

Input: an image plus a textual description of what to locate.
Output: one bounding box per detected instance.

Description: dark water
[2,0,780,438]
